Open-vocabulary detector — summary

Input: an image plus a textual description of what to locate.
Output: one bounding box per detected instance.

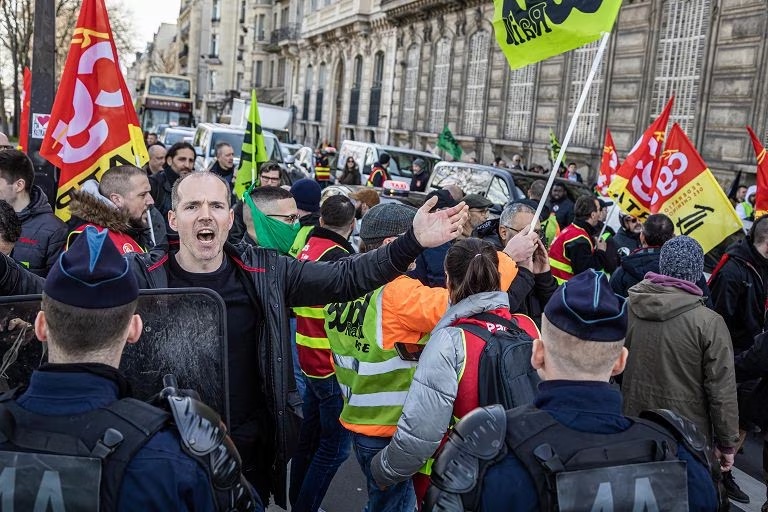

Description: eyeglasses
[267,213,300,223]
[503,225,542,237]
[261,175,281,183]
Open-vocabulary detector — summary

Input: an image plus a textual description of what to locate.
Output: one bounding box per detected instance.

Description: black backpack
[458,312,540,410]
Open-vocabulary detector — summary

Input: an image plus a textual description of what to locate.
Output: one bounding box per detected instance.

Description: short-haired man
[410,158,429,192]
[499,201,557,326]
[612,212,643,256]
[428,270,718,511]
[549,182,574,229]
[564,161,583,183]
[241,186,301,255]
[146,132,158,146]
[210,142,235,190]
[462,194,493,238]
[509,153,526,171]
[622,236,739,484]
[0,226,261,511]
[548,195,616,284]
[144,144,167,176]
[149,141,196,226]
[0,149,67,276]
[0,170,469,507]
[290,195,357,511]
[68,165,165,254]
[259,161,283,187]
[0,199,21,256]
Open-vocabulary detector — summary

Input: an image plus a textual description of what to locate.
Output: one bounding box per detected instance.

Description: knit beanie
[659,236,704,284]
[290,178,321,213]
[44,226,139,309]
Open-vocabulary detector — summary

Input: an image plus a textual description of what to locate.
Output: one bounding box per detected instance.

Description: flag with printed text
[747,126,768,219]
[40,0,147,221]
[492,0,622,70]
[233,89,269,199]
[648,124,742,253]
[608,97,674,216]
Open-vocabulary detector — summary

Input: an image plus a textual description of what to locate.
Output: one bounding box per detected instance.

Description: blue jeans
[289,375,352,512]
[290,317,306,400]
[353,434,416,512]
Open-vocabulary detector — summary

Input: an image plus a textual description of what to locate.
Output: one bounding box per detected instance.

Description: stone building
[289,0,768,183]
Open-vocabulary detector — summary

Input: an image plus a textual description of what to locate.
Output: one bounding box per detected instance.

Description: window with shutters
[349,55,363,125]
[428,38,451,133]
[316,63,326,122]
[462,31,490,135]
[505,65,536,141]
[302,65,313,121]
[400,45,420,130]
[567,40,605,147]
[368,52,384,126]
[652,0,710,134]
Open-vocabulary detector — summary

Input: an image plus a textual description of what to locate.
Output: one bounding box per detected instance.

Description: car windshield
[430,165,494,195]
[210,132,245,158]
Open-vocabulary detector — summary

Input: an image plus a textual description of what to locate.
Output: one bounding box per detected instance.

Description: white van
[192,123,285,171]
[335,141,440,186]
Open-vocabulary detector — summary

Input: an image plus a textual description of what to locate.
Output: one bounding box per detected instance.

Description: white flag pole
[531,31,612,231]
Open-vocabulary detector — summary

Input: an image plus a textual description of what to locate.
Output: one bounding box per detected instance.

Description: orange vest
[294,236,349,378]
[68,224,145,255]
[548,223,593,284]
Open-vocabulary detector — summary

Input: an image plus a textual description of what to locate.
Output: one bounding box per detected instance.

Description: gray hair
[500,202,535,228]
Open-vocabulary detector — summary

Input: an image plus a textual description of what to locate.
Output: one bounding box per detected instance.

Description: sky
[128,0,182,51]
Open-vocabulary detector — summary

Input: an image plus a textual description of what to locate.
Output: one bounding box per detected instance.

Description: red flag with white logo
[597,128,619,196]
[747,126,768,218]
[40,0,147,221]
[607,97,674,218]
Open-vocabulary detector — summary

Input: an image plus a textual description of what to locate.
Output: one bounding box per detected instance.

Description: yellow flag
[234,89,269,199]
[493,0,622,70]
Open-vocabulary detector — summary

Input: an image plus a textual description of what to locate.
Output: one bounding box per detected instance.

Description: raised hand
[503,225,538,263]
[412,196,469,248]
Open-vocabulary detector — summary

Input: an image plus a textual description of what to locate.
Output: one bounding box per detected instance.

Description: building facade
[286,0,768,184]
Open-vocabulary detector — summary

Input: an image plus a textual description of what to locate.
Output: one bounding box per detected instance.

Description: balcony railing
[270,23,301,45]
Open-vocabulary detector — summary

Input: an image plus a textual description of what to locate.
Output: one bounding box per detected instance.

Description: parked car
[192,123,285,172]
[335,141,440,187]
[426,162,592,208]
[158,126,195,146]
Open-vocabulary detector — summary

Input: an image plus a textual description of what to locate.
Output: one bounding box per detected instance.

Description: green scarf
[244,192,300,255]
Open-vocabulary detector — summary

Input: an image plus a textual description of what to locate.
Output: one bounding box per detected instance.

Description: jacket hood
[434,291,509,331]
[620,247,660,282]
[16,186,54,222]
[628,279,705,321]
[69,184,133,233]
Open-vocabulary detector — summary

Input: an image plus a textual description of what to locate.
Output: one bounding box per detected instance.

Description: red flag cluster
[746,126,768,219]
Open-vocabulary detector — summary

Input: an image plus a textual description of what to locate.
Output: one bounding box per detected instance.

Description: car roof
[340,141,439,159]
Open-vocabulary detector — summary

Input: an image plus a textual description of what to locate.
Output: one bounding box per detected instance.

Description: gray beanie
[659,236,704,283]
[360,203,416,246]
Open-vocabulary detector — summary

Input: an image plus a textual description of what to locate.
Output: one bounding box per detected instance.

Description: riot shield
[0,288,229,425]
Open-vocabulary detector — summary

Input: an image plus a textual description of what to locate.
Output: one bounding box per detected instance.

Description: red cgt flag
[747,126,768,218]
[597,128,620,196]
[40,0,147,221]
[18,67,31,153]
[608,97,674,218]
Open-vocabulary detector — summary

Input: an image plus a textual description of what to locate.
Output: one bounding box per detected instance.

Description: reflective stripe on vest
[744,201,754,219]
[294,237,349,378]
[366,167,387,187]
[288,225,314,258]
[325,287,426,437]
[548,224,593,284]
[315,166,331,181]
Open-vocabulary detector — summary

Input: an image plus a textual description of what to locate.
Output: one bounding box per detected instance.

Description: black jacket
[149,165,181,228]
[0,228,425,507]
[472,218,504,250]
[410,171,429,192]
[610,246,713,306]
[611,227,640,257]
[735,331,768,428]
[564,219,618,275]
[11,186,68,277]
[550,197,574,229]
[209,161,235,188]
[710,239,768,353]
[506,266,557,326]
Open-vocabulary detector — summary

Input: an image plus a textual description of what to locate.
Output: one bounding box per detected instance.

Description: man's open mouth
[197,229,215,242]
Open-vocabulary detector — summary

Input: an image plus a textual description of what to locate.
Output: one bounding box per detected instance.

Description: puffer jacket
[370,292,539,488]
[11,186,68,277]
[0,228,425,508]
[622,277,740,450]
[709,238,768,352]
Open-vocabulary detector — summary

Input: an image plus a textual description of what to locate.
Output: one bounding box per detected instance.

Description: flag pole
[598,203,617,238]
[531,31,611,231]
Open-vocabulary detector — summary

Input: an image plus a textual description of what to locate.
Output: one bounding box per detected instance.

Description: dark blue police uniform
[14,365,219,512]
[479,381,719,512]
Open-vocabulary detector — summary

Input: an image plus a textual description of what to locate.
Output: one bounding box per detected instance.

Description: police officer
[426,270,720,511]
[0,226,261,511]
